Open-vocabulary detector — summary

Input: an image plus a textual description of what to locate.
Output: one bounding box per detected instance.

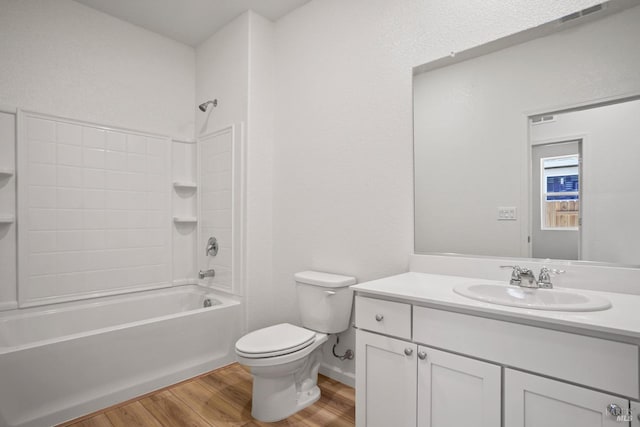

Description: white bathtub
[0,285,242,427]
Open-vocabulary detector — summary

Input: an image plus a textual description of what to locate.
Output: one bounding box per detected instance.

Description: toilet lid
[235,323,316,358]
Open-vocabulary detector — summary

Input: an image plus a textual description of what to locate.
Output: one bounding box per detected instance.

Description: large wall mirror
[413,0,640,266]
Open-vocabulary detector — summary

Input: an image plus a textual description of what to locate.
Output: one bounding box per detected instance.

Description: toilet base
[248,345,325,422]
[251,381,321,422]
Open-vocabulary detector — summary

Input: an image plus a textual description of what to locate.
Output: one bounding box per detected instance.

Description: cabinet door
[505,369,630,427]
[631,401,640,427]
[417,346,501,427]
[356,329,417,427]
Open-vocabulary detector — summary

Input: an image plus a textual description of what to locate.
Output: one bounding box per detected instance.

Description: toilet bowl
[235,271,356,422]
[236,323,329,422]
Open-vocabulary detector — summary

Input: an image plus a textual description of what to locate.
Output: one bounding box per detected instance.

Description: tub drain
[203,298,212,307]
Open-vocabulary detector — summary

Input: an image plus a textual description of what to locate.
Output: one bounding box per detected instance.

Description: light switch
[497,207,517,221]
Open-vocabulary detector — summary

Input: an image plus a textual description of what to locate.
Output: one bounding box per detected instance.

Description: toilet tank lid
[294,271,356,288]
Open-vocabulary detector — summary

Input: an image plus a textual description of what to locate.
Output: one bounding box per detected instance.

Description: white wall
[195,12,276,334]
[413,5,640,258]
[171,141,198,283]
[18,112,172,306]
[246,12,276,331]
[531,99,640,265]
[0,0,195,139]
[196,13,249,136]
[272,0,609,382]
[0,112,16,310]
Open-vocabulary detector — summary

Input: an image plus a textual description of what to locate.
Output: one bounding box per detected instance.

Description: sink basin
[453,284,611,312]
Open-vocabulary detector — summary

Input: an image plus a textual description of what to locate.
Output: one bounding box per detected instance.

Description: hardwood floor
[60,363,355,427]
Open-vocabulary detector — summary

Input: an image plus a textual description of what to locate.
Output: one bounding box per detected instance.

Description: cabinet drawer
[414,306,640,399]
[355,296,411,340]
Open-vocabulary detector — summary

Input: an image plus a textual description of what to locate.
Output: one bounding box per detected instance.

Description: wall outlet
[498,207,517,221]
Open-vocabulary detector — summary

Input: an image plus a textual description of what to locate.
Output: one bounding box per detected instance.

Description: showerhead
[198,99,218,112]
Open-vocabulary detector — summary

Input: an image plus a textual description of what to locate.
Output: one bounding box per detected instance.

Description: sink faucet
[518,268,538,288]
[500,265,525,286]
[537,266,565,289]
[500,265,563,289]
[199,269,215,279]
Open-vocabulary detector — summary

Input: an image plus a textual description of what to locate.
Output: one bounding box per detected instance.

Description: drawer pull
[404,348,413,356]
[417,351,427,360]
[375,314,384,321]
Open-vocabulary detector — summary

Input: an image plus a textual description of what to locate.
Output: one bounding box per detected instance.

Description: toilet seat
[235,323,316,358]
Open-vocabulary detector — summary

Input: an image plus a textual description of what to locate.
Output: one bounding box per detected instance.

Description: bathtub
[0,285,242,427]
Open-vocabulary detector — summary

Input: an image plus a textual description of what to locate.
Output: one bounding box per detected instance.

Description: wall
[195,13,249,136]
[0,0,196,309]
[272,0,608,383]
[531,99,640,265]
[0,0,195,139]
[413,5,640,259]
[245,13,276,331]
[0,112,16,310]
[18,112,171,306]
[195,12,276,334]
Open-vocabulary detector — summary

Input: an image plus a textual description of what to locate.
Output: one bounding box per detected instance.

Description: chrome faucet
[537,267,553,288]
[206,237,218,257]
[198,269,215,279]
[500,265,525,286]
[500,265,563,289]
[518,268,538,288]
[537,266,565,289]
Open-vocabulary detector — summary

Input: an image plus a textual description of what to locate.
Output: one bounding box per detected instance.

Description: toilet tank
[295,271,356,334]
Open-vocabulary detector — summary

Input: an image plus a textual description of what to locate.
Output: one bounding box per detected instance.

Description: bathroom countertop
[351,272,640,342]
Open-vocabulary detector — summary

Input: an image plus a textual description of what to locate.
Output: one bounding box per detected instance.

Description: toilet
[235,270,356,422]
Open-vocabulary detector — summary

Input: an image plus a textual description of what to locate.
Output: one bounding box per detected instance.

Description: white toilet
[235,270,356,422]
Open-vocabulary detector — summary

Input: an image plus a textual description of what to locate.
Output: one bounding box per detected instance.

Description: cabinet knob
[375,314,384,321]
[404,348,413,356]
[607,404,622,416]
[417,351,427,360]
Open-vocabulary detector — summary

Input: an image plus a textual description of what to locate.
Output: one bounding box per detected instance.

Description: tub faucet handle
[206,237,218,257]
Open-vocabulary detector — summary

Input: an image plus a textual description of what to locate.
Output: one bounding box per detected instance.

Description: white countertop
[351,272,640,342]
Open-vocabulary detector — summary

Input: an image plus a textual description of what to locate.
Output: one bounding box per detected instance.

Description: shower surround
[18,111,172,306]
[0,109,246,426]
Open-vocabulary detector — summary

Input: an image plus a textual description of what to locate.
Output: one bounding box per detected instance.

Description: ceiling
[73,0,311,46]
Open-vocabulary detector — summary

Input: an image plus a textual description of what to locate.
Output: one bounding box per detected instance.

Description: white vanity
[352,261,640,427]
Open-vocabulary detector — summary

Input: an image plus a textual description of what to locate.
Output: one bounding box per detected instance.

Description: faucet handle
[538,267,552,284]
[500,265,522,285]
[538,267,565,288]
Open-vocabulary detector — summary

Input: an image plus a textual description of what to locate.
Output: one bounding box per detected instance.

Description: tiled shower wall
[172,140,198,283]
[18,112,171,305]
[0,111,16,310]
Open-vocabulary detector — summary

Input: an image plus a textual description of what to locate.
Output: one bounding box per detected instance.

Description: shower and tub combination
[0,102,245,427]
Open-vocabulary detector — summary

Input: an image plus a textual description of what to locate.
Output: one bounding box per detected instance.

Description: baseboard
[319,363,355,388]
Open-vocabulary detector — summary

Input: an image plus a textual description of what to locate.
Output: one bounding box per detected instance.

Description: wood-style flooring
[60,363,355,427]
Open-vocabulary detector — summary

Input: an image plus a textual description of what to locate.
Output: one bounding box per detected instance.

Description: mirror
[413,1,640,266]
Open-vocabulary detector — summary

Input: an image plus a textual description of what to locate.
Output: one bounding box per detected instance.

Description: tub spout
[199,269,215,279]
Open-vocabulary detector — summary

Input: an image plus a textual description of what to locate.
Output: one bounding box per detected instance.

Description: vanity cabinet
[417,346,501,427]
[355,330,416,427]
[354,294,638,427]
[356,329,501,427]
[505,369,629,427]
